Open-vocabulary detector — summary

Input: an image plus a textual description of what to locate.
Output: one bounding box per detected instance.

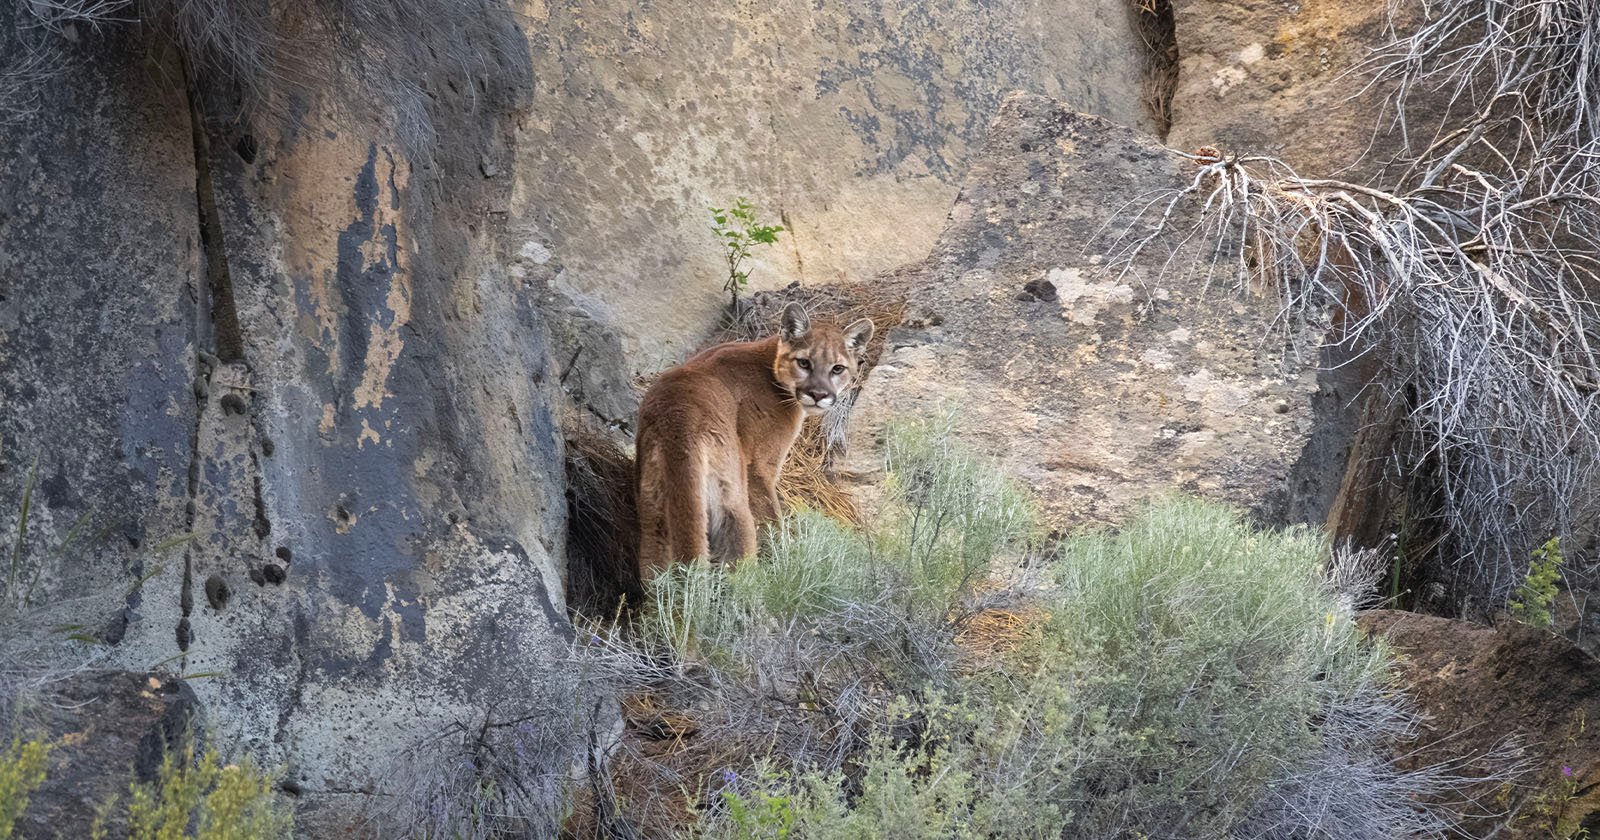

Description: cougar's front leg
[747,461,782,523]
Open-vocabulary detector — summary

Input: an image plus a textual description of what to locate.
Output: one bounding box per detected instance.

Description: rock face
[1360,611,1600,838]
[1167,0,1415,176]
[14,671,200,840]
[847,92,1325,528]
[1161,0,1439,539]
[0,5,578,832]
[508,0,1152,369]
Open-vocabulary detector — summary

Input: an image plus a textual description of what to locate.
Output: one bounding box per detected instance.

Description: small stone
[219,393,247,416]
[262,564,286,585]
[1273,400,1290,414]
[1022,278,1059,303]
[249,568,266,586]
[275,546,293,563]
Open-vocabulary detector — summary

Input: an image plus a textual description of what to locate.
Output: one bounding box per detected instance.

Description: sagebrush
[585,418,1489,838]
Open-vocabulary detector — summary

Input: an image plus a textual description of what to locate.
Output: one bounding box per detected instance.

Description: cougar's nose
[807,388,833,405]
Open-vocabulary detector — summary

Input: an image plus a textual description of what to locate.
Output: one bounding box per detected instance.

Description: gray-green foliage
[592,417,1471,839]
[709,198,784,313]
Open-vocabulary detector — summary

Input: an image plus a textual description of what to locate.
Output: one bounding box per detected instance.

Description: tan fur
[636,304,873,580]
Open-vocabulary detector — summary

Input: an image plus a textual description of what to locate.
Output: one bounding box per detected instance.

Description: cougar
[635,303,873,580]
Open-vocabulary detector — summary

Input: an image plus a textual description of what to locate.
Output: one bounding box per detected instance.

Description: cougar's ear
[843,318,874,355]
[780,302,811,342]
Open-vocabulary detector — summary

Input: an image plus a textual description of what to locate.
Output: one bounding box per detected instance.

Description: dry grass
[775,427,860,524]
[952,604,1049,665]
[565,691,771,838]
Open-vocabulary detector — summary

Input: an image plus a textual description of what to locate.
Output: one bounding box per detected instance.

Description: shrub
[0,736,50,837]
[1038,498,1443,838]
[709,198,784,315]
[0,735,290,840]
[121,745,292,840]
[587,418,1477,838]
[1508,537,1564,629]
[1108,0,1600,614]
[363,707,582,840]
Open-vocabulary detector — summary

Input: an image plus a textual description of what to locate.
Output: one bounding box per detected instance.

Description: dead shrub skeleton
[1110,0,1600,613]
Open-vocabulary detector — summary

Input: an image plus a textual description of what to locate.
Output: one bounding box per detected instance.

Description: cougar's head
[773,302,874,417]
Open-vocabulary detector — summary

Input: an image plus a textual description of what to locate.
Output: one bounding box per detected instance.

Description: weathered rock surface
[0,5,579,832]
[1167,0,1417,177]
[846,92,1325,528]
[508,0,1152,369]
[1361,610,1600,838]
[13,671,200,840]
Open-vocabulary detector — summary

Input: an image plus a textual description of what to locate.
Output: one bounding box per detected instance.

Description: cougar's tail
[637,434,710,582]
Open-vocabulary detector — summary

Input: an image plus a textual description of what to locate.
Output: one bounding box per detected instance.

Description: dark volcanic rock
[0,3,582,832]
[13,671,200,840]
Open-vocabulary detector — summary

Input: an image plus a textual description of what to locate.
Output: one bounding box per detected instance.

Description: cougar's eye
[831,364,846,376]
[796,358,811,370]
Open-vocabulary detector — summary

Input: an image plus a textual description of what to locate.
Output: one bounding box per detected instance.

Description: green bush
[0,736,50,837]
[115,745,292,840]
[709,198,784,313]
[1030,498,1405,836]
[1508,537,1563,628]
[591,418,1471,838]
